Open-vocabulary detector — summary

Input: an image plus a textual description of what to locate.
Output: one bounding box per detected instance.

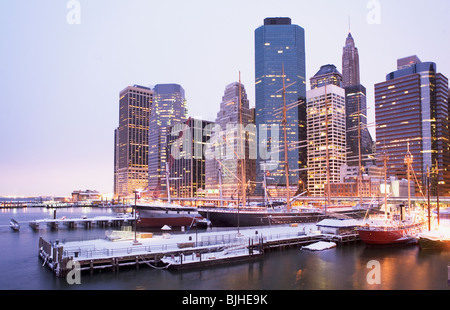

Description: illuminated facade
[307,66,347,197]
[342,32,374,167]
[148,84,187,198]
[374,56,450,196]
[166,118,214,199]
[205,82,256,198]
[254,17,307,191]
[114,85,153,199]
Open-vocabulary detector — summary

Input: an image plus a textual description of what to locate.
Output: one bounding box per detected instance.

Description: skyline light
[1,0,449,196]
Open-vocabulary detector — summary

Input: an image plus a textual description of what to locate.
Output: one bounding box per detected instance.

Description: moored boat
[10,219,20,231]
[417,230,450,250]
[136,203,203,228]
[358,217,426,245]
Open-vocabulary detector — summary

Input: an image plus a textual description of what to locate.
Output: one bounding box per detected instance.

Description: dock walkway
[29,214,135,230]
[38,223,360,277]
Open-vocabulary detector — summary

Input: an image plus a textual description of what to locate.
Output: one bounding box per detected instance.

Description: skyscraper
[342,32,374,167]
[307,65,347,197]
[342,32,360,88]
[167,117,214,199]
[114,85,153,199]
[255,17,306,194]
[148,84,187,198]
[374,56,450,196]
[205,82,255,199]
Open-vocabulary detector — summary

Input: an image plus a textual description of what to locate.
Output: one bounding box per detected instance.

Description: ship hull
[198,209,326,227]
[418,237,450,250]
[136,206,202,228]
[358,222,425,245]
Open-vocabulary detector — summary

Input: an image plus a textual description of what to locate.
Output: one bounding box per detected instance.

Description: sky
[0,0,449,197]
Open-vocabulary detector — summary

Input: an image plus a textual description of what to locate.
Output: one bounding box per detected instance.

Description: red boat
[358,144,428,245]
[358,218,426,245]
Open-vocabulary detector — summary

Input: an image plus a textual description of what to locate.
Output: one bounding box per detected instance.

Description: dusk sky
[1,0,449,197]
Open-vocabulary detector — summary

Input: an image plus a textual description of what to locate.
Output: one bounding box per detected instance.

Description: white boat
[10,219,20,231]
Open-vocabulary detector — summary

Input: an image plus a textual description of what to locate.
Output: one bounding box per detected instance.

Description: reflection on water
[0,208,449,290]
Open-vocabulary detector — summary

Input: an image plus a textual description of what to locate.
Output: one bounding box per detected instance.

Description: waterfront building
[374,56,450,196]
[254,17,307,193]
[71,190,101,202]
[114,85,153,199]
[166,117,214,199]
[307,65,347,197]
[148,84,187,198]
[205,82,256,199]
[342,32,375,168]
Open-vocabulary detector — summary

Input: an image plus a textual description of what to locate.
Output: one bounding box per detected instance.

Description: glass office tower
[114,85,153,199]
[148,84,187,198]
[375,56,450,196]
[255,17,306,193]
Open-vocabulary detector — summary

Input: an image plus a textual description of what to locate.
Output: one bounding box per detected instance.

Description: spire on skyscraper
[342,31,360,88]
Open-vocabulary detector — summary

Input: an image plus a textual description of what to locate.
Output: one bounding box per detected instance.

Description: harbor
[37,221,361,277]
[1,207,450,290]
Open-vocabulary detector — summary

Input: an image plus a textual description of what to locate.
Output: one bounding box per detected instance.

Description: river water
[1,207,449,291]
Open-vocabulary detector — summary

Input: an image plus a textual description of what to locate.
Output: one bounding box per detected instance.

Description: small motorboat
[194,218,212,229]
[10,219,20,232]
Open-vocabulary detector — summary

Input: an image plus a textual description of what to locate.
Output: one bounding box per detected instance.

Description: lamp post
[133,190,140,245]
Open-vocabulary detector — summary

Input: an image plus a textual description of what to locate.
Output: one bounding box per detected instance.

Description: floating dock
[38,223,360,277]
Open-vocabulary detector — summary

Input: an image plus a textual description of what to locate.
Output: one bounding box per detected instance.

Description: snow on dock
[301,241,337,251]
[38,223,360,277]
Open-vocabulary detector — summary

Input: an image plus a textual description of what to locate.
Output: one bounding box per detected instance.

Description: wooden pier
[29,215,136,231]
[37,224,360,277]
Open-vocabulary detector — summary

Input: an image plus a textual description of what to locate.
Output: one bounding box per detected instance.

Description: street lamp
[133,189,141,245]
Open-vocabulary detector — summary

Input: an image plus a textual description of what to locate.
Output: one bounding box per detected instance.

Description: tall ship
[136,202,202,229]
[199,70,364,227]
[357,148,427,245]
[135,163,203,229]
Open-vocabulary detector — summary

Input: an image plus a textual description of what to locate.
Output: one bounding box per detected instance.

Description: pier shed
[316,219,360,235]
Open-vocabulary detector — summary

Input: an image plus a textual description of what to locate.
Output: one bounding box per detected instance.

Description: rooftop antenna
[348,15,351,33]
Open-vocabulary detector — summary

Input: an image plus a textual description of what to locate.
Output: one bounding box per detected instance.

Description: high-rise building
[148,84,187,198]
[254,17,307,193]
[307,66,347,197]
[114,85,153,199]
[374,56,450,196]
[342,32,360,88]
[205,82,255,199]
[342,32,375,167]
[166,117,214,199]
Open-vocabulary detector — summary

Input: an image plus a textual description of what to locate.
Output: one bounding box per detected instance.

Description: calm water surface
[0,207,449,290]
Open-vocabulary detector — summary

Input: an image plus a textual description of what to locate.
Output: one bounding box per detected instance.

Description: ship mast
[238,72,246,209]
[281,64,291,212]
[383,152,389,220]
[436,158,440,227]
[404,143,413,215]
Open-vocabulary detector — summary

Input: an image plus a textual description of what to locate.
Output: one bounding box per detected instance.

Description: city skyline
[1,0,450,196]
